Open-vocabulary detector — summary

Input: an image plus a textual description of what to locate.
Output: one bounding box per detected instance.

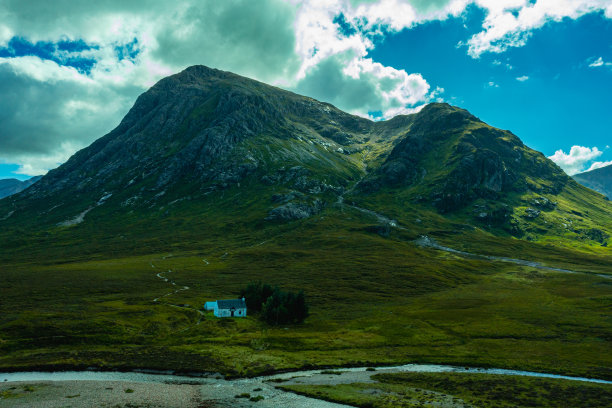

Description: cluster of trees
[240,282,308,325]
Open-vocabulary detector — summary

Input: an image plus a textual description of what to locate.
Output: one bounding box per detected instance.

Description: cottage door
[231,308,235,317]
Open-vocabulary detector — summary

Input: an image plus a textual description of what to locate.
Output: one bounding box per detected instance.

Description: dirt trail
[151,263,205,329]
[414,235,611,278]
[338,196,608,279]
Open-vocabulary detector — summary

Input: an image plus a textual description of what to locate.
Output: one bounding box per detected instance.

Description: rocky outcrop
[578,228,609,244]
[266,199,324,221]
[355,104,569,217]
[530,196,557,211]
[1,65,600,248]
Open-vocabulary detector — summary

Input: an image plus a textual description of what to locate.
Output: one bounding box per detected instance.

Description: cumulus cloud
[294,53,431,117]
[0,57,139,175]
[548,145,605,175]
[1,0,612,175]
[0,0,451,176]
[586,160,612,171]
[0,0,301,175]
[466,0,612,58]
[516,75,529,81]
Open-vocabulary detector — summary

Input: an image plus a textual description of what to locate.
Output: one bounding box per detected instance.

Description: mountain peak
[2,66,607,248]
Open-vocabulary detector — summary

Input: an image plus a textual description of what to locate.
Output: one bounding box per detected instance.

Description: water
[2,363,610,385]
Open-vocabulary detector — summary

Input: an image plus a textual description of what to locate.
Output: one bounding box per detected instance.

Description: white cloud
[2,142,79,176]
[0,57,137,175]
[548,145,604,175]
[516,75,529,81]
[381,104,426,119]
[1,0,612,175]
[0,0,302,174]
[588,56,612,67]
[0,25,12,46]
[466,0,612,58]
[586,160,612,172]
[294,52,431,118]
[487,81,499,87]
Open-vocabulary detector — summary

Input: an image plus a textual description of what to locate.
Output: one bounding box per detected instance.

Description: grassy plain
[280,372,612,407]
[1,201,611,379]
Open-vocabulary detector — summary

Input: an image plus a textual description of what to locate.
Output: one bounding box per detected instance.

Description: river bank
[2,363,611,407]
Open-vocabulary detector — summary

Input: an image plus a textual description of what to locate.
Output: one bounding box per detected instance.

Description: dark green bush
[261,288,308,325]
[240,282,308,325]
[240,282,274,312]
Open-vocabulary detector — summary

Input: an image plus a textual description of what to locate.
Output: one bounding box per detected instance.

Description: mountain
[1,65,611,378]
[0,65,609,252]
[0,176,41,199]
[573,164,612,199]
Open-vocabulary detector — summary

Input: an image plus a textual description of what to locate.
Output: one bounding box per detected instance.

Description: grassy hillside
[280,372,612,407]
[1,196,611,379]
[0,67,610,380]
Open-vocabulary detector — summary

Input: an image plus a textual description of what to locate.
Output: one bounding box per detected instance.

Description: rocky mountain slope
[574,164,612,199]
[0,176,41,199]
[1,65,611,380]
[0,65,609,256]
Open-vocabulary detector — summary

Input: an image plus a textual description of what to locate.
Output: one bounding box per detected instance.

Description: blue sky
[1,0,611,180]
[368,7,612,168]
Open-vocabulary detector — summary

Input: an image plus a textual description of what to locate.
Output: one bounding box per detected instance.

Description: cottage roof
[217,299,246,309]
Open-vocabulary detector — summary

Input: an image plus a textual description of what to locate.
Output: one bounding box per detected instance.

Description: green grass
[280,372,612,407]
[0,384,43,400]
[0,144,610,379]
[1,204,611,378]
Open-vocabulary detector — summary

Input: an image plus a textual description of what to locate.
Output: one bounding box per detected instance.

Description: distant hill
[0,176,41,199]
[573,164,612,199]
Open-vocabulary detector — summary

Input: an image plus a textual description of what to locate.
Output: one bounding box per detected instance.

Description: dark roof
[217,299,246,309]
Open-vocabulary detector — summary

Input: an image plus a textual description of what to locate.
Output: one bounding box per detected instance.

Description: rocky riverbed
[2,364,610,407]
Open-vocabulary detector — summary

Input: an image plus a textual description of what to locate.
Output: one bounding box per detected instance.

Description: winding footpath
[338,198,610,279]
[151,263,205,329]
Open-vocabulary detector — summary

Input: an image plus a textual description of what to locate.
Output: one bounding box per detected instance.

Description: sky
[0,0,611,180]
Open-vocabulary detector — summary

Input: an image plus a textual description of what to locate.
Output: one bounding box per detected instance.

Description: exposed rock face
[530,196,557,211]
[524,208,541,219]
[356,103,569,215]
[7,66,371,224]
[266,199,324,221]
[0,65,597,237]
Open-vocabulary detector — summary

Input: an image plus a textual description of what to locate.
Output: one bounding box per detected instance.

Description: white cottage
[205,298,247,318]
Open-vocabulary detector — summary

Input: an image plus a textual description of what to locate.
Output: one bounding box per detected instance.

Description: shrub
[240,282,274,312]
[261,288,308,325]
[240,282,309,325]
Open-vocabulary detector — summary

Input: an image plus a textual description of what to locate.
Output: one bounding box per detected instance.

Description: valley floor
[1,203,611,383]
